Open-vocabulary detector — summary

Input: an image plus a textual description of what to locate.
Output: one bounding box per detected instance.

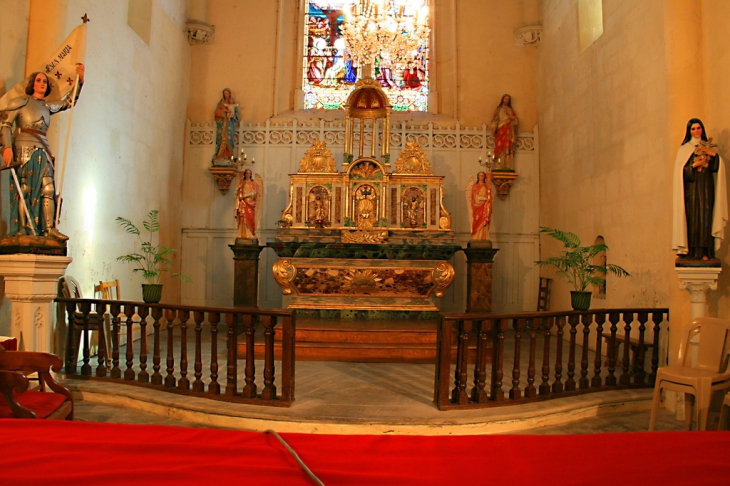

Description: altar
[268,78,459,313]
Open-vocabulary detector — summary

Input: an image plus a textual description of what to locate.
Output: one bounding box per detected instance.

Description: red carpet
[1,420,728,485]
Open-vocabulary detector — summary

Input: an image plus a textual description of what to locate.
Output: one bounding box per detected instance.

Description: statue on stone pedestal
[672,118,728,261]
[490,94,519,170]
[0,65,85,242]
[234,168,263,241]
[214,88,239,162]
[466,171,493,241]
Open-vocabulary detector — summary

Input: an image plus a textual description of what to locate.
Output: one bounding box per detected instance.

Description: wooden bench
[601,332,654,368]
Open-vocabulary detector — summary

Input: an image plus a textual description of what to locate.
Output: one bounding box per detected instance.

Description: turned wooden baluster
[620,312,633,386]
[261,315,277,401]
[649,312,663,385]
[565,314,579,391]
[164,309,176,388]
[510,318,523,400]
[592,313,606,388]
[279,314,295,403]
[79,301,92,376]
[225,313,238,397]
[606,312,620,386]
[470,319,490,403]
[525,318,538,398]
[451,319,471,405]
[123,304,136,381]
[633,312,648,385]
[539,316,552,396]
[110,303,122,379]
[579,313,592,389]
[137,306,150,383]
[94,301,108,377]
[552,316,565,394]
[151,307,163,385]
[490,319,506,401]
[64,302,78,374]
[208,311,220,395]
[178,310,191,390]
[241,314,257,399]
[435,317,454,408]
[192,311,205,392]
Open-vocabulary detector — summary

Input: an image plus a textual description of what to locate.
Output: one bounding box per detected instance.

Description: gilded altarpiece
[269,79,458,312]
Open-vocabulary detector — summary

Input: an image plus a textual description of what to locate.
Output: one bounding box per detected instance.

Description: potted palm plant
[535,227,630,311]
[116,210,190,303]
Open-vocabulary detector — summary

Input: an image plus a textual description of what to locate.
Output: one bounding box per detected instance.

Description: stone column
[463,243,499,312]
[229,241,264,307]
[0,255,72,353]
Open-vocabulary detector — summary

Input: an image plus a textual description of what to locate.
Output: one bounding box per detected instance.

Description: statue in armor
[0,65,84,240]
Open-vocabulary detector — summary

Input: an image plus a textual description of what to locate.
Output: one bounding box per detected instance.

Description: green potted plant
[116,210,190,303]
[535,227,630,311]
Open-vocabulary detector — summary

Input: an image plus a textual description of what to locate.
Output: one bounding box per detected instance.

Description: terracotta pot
[142,284,163,304]
[570,291,592,311]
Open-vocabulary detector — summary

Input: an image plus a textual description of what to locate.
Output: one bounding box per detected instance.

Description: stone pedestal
[463,242,499,312]
[0,255,72,353]
[230,240,264,307]
[675,265,721,321]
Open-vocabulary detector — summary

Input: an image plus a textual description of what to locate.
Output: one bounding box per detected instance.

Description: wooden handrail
[58,297,295,407]
[435,308,669,410]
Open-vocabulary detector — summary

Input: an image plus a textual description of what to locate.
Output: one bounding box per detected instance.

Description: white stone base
[0,254,71,353]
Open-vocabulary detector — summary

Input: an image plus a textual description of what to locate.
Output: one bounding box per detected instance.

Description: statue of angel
[465,171,493,241]
[234,168,263,240]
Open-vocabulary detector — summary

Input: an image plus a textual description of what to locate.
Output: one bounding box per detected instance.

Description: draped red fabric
[0,420,728,485]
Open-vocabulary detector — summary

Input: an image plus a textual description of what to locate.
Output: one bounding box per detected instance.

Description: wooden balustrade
[434,308,668,411]
[57,298,295,407]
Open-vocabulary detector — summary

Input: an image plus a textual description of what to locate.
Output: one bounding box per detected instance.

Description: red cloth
[0,391,67,418]
[0,420,729,485]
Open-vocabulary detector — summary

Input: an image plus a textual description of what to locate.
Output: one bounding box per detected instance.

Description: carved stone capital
[514,24,542,47]
[186,20,215,45]
[676,266,722,303]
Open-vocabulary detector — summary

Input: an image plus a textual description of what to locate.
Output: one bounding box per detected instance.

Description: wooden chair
[0,351,74,420]
[59,275,107,371]
[649,317,730,431]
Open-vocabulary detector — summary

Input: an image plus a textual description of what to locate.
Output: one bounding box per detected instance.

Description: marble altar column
[229,241,264,307]
[0,255,71,353]
[463,243,499,312]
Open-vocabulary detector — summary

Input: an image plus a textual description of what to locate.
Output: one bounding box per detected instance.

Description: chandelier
[340,0,430,68]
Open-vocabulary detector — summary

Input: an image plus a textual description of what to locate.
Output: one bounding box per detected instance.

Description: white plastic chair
[720,393,730,430]
[649,317,730,431]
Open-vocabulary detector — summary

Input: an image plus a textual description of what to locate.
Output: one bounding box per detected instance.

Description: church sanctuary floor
[63,323,688,435]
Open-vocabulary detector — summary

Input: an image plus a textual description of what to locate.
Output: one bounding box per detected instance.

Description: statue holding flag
[0,19,87,246]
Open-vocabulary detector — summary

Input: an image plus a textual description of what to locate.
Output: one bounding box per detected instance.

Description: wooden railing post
[525,318,537,398]
[241,314,257,399]
[592,313,606,388]
[434,316,454,409]
[539,316,552,396]
[123,304,136,381]
[552,316,565,394]
[261,315,277,401]
[225,313,238,397]
[649,311,663,385]
[565,314,579,391]
[137,306,150,383]
[470,319,491,404]
[490,319,506,401]
[509,318,523,400]
[151,307,163,385]
[451,320,471,405]
[164,309,176,388]
[280,314,295,403]
[94,301,108,378]
[579,313,592,389]
[606,312,620,386]
[620,312,633,386]
[208,312,220,395]
[79,301,92,377]
[192,311,206,393]
[110,303,122,379]
[64,301,77,374]
[633,312,648,385]
[178,310,191,390]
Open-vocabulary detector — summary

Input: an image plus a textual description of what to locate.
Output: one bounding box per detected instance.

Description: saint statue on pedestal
[466,171,493,241]
[234,168,263,240]
[214,88,239,162]
[672,118,728,261]
[490,94,519,170]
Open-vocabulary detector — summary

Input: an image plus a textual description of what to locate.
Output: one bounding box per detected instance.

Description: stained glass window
[302,0,430,112]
